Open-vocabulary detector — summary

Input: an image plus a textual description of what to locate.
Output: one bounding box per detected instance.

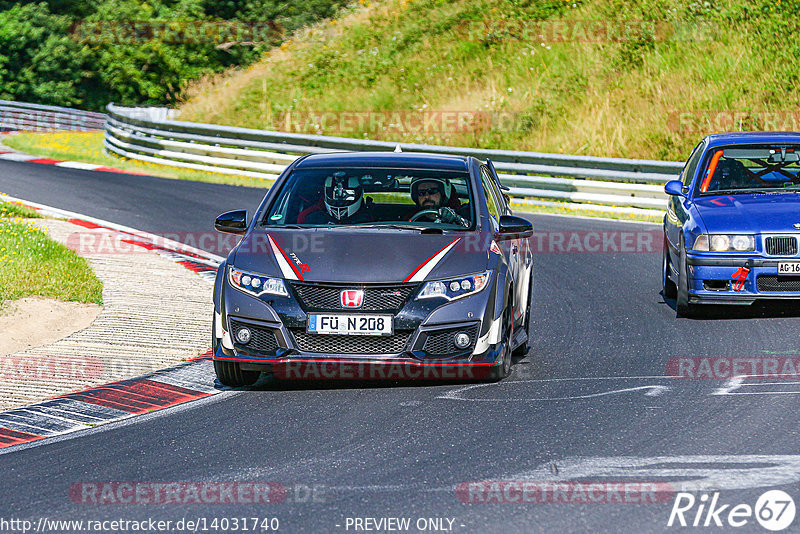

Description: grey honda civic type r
[211,151,534,385]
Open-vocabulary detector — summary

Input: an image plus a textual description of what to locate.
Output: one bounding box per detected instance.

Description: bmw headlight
[229,266,288,297]
[692,234,755,252]
[416,271,491,301]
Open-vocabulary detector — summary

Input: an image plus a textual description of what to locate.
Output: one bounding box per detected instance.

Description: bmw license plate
[307,314,393,336]
[778,262,800,275]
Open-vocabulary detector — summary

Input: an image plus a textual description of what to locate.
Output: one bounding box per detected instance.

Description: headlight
[416,271,490,301]
[692,234,754,252]
[229,266,288,297]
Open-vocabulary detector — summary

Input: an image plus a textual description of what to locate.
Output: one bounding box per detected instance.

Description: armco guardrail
[0,100,106,132]
[103,103,681,212]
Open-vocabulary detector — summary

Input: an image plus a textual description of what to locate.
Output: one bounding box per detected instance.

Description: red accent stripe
[68,219,105,230]
[66,379,209,414]
[28,158,63,165]
[402,238,460,283]
[214,355,494,366]
[269,235,304,281]
[0,427,42,448]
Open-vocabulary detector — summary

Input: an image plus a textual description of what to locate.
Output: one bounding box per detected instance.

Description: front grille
[422,324,480,355]
[230,319,279,355]
[290,329,412,354]
[288,282,418,312]
[765,236,798,256]
[757,275,800,292]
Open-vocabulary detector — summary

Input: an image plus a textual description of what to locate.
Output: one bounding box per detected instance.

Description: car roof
[293,151,472,171]
[704,131,800,149]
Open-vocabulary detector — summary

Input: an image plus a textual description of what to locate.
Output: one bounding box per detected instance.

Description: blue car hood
[232,229,489,284]
[694,194,800,234]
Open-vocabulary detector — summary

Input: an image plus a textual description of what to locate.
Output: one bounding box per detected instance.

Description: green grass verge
[0,199,103,309]
[3,131,272,189]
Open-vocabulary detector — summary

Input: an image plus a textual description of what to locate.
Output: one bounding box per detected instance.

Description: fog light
[235,327,252,344]
[454,332,471,349]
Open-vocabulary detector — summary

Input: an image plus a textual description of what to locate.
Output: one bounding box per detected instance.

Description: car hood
[694,194,800,234]
[232,229,489,283]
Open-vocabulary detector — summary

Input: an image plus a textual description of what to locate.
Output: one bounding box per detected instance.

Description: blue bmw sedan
[663,132,800,316]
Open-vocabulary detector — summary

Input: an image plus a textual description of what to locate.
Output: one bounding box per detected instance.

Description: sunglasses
[417,187,441,197]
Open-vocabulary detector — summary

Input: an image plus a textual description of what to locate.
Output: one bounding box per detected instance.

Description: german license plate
[778,262,800,275]
[307,314,393,336]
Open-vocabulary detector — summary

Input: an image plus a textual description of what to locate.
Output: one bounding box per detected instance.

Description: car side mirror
[664,180,687,198]
[214,210,248,234]
[497,215,533,238]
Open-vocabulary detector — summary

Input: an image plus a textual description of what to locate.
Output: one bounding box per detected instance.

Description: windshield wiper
[706,188,772,195]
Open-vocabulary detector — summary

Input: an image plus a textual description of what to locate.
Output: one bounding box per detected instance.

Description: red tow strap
[731,267,750,291]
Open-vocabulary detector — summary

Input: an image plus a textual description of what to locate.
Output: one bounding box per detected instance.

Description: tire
[214,359,261,387]
[513,272,533,357]
[662,237,677,300]
[488,306,513,381]
[676,240,699,318]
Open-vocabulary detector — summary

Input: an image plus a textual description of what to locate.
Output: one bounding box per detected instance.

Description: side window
[480,167,501,222]
[682,142,705,187]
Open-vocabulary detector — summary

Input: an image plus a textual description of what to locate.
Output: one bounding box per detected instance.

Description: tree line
[0,0,348,110]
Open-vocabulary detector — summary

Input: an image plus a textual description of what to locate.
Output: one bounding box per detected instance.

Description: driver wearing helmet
[304,172,373,224]
[409,177,469,227]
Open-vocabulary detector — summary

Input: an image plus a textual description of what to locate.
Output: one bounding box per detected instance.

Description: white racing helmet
[410,176,453,205]
[324,172,363,220]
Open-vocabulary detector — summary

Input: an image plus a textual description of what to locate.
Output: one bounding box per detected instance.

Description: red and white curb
[0,150,148,176]
[0,195,228,451]
[2,194,223,282]
[0,354,218,449]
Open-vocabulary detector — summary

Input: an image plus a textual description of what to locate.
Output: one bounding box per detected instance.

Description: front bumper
[214,272,506,377]
[686,253,800,304]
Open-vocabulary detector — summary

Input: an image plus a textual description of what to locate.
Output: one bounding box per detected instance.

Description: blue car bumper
[686,254,800,304]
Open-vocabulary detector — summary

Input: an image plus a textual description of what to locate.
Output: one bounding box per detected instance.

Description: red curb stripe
[189,350,213,361]
[177,260,216,274]
[0,427,42,448]
[67,218,105,230]
[65,379,209,414]
[121,238,157,251]
[94,166,149,176]
[28,158,64,165]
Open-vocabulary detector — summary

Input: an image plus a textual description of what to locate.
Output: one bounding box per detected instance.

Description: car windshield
[263,167,474,229]
[696,144,800,195]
